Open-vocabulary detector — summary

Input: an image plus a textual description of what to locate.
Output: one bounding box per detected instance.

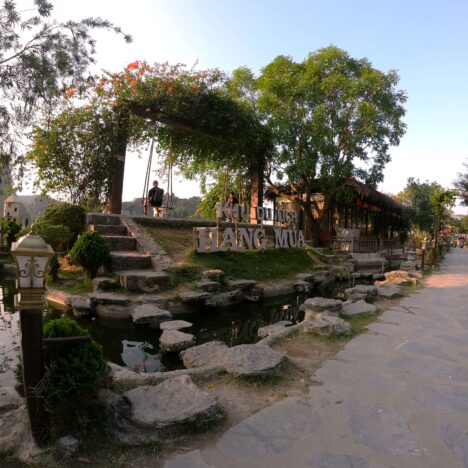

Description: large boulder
[131,304,172,328]
[344,285,378,303]
[202,269,225,282]
[222,345,287,378]
[257,321,293,338]
[179,291,212,305]
[302,297,343,319]
[377,285,402,299]
[196,280,221,293]
[180,341,229,368]
[205,289,243,307]
[341,300,377,317]
[123,375,222,431]
[303,315,351,336]
[160,330,195,353]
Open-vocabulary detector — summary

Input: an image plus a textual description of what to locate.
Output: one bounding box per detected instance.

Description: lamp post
[11,224,53,446]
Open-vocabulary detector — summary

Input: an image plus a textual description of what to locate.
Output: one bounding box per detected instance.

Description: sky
[47,1,468,213]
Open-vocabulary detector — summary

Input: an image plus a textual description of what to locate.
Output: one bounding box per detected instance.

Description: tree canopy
[454,161,468,206]
[0,0,130,172]
[228,46,407,227]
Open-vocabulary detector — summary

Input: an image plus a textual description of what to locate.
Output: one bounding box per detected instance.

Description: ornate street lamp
[11,224,53,445]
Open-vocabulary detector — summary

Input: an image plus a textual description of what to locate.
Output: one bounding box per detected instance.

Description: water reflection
[121,340,165,373]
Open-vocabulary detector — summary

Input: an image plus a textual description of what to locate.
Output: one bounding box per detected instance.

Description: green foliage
[28,107,119,207]
[1,0,131,174]
[18,223,71,253]
[39,318,107,433]
[69,231,110,278]
[186,248,316,281]
[228,46,407,221]
[48,254,60,283]
[455,161,468,206]
[0,218,21,246]
[40,203,86,245]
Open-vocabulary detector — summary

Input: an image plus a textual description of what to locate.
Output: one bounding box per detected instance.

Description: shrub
[1,218,21,246]
[18,222,72,252]
[48,254,60,282]
[69,231,110,278]
[39,318,107,433]
[40,203,86,245]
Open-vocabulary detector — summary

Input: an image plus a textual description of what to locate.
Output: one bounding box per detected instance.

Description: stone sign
[195,203,305,253]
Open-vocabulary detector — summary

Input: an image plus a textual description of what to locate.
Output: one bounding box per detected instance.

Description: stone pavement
[164,249,468,468]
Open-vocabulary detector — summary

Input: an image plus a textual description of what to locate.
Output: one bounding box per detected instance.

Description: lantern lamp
[11,224,54,310]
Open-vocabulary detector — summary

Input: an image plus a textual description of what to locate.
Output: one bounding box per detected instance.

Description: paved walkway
[165,249,468,468]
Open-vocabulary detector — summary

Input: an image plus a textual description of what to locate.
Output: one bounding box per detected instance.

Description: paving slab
[164,249,468,468]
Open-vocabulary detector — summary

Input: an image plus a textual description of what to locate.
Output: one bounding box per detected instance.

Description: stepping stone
[69,295,92,311]
[122,375,222,430]
[160,320,193,331]
[110,252,152,271]
[377,285,402,299]
[196,280,221,293]
[160,330,195,352]
[227,279,257,291]
[179,291,212,304]
[341,300,377,317]
[222,344,286,378]
[92,277,117,292]
[296,272,315,283]
[89,292,134,319]
[202,269,225,281]
[257,321,293,338]
[294,280,310,293]
[131,304,172,328]
[138,294,168,307]
[303,315,351,336]
[89,292,132,305]
[180,341,229,368]
[302,297,343,319]
[119,270,170,293]
[345,285,378,302]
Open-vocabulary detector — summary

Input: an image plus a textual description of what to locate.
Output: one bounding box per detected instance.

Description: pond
[0,275,345,377]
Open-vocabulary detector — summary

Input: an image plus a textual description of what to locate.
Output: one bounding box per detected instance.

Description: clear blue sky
[52,0,468,212]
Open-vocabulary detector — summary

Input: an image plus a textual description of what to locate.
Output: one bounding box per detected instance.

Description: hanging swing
[141,135,175,216]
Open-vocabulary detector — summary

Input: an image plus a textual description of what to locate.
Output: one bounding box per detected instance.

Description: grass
[47,268,93,295]
[143,225,195,260]
[182,248,317,282]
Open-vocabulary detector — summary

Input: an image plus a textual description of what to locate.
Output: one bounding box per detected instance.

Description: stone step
[110,252,152,271]
[117,269,170,292]
[102,235,137,251]
[87,213,122,226]
[90,224,128,235]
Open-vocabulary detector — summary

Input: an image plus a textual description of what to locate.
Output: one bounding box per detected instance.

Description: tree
[29,61,272,212]
[228,47,407,239]
[454,161,468,206]
[0,0,131,173]
[28,105,118,208]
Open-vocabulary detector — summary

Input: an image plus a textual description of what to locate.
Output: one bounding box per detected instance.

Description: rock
[296,273,315,283]
[89,292,132,305]
[160,320,193,331]
[294,280,310,293]
[57,435,79,458]
[0,405,27,455]
[303,315,351,336]
[69,295,92,311]
[180,341,229,368]
[222,345,287,378]
[400,260,417,271]
[302,297,343,319]
[262,281,295,298]
[95,304,132,319]
[227,279,257,291]
[138,294,168,307]
[379,270,418,286]
[0,387,21,414]
[377,285,402,299]
[131,304,172,328]
[202,269,225,282]
[341,300,378,317]
[257,321,293,338]
[92,277,117,292]
[205,289,243,307]
[345,285,378,303]
[179,291,212,304]
[160,330,195,353]
[123,375,222,431]
[245,287,263,302]
[408,270,423,279]
[196,280,221,293]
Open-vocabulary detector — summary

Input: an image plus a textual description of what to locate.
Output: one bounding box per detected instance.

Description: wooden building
[265,178,406,253]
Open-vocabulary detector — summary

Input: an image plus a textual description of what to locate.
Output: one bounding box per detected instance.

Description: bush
[18,222,72,252]
[69,231,110,278]
[40,203,86,245]
[39,318,107,433]
[0,217,21,246]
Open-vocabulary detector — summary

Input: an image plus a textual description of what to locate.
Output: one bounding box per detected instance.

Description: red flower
[167,86,174,93]
[65,88,75,97]
[126,61,139,71]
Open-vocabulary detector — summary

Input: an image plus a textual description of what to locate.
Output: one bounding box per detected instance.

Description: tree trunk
[249,159,265,223]
[108,109,130,214]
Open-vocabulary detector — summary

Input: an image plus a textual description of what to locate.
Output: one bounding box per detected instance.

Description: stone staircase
[87,213,169,293]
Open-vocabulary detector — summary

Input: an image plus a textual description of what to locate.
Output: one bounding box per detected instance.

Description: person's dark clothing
[227,195,238,205]
[148,187,164,207]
